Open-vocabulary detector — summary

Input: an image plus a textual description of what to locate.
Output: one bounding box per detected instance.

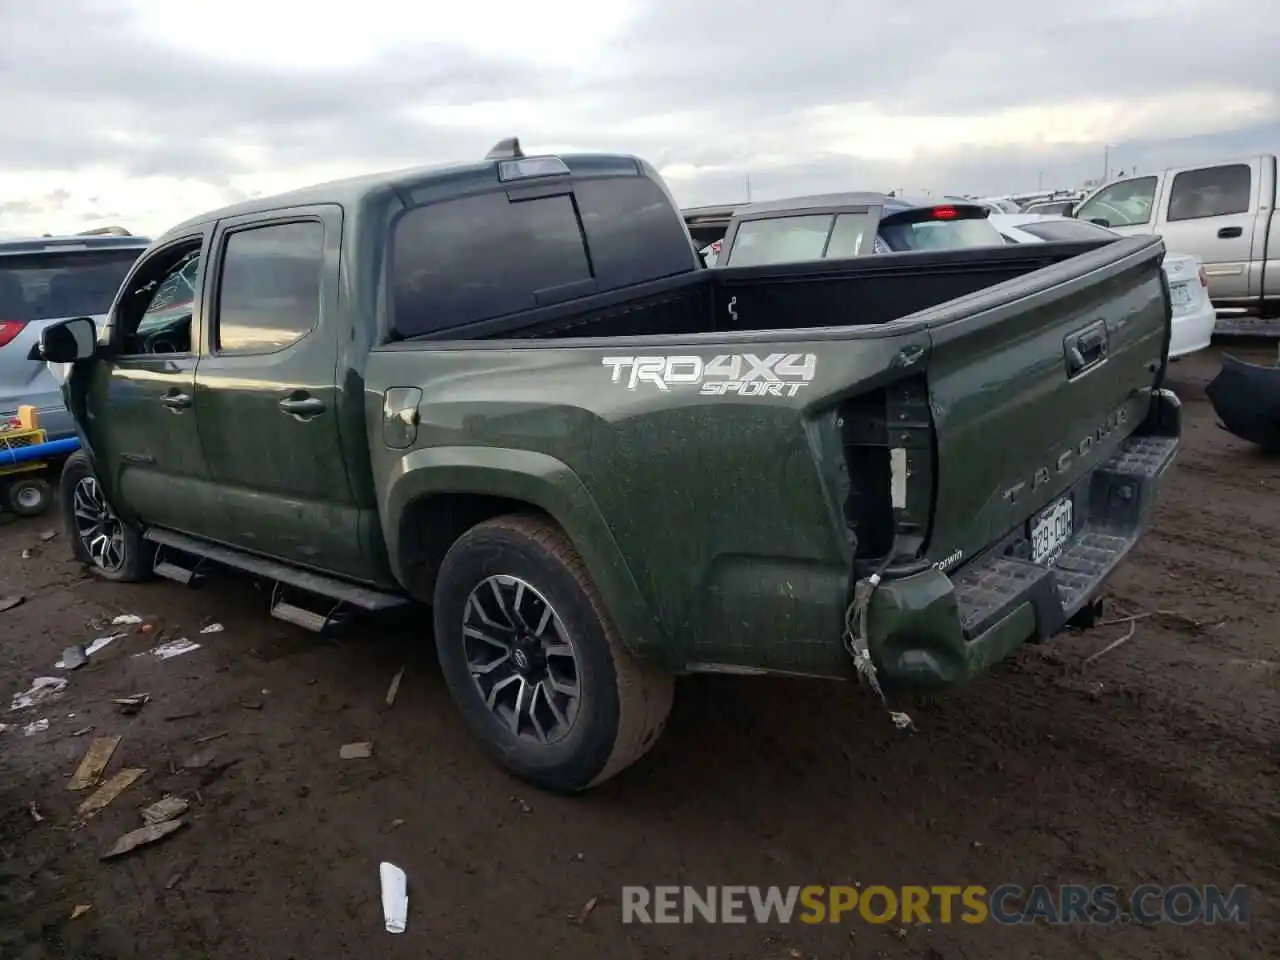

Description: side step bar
[143,527,411,633]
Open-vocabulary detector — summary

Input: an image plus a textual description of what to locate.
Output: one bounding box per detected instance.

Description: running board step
[270,601,333,632]
[153,544,209,586]
[154,560,197,585]
[142,527,410,612]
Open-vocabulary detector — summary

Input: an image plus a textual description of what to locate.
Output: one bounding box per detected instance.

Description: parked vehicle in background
[41,139,1179,793]
[1024,198,1078,216]
[0,235,151,439]
[991,214,1215,359]
[699,194,1005,267]
[1070,155,1278,330]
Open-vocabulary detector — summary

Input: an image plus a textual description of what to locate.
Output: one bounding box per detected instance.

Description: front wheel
[59,452,154,582]
[433,514,674,793]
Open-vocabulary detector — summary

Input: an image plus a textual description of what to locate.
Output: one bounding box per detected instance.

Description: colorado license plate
[1170,282,1194,309]
[1031,495,1073,564]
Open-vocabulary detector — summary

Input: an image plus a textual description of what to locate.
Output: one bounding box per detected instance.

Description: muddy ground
[1,344,1277,960]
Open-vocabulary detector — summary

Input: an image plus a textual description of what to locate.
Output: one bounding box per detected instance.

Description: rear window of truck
[390,175,695,338]
[0,248,142,321]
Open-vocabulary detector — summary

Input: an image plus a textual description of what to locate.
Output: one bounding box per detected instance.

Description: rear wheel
[433,514,673,793]
[59,452,153,582]
[5,477,52,517]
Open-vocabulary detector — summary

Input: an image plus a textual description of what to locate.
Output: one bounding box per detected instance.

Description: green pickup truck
[40,138,1181,792]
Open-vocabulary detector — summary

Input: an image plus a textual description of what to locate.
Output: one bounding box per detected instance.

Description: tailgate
[923,235,1170,571]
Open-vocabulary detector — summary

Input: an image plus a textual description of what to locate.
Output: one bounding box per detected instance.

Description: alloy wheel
[71,476,126,573]
[462,574,581,744]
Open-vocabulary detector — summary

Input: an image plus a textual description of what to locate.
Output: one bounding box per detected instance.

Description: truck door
[81,233,215,537]
[1153,159,1261,305]
[192,205,370,580]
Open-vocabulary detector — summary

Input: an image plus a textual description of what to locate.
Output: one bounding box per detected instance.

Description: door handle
[1217,226,1243,239]
[1064,321,1109,377]
[160,392,192,410]
[278,395,326,417]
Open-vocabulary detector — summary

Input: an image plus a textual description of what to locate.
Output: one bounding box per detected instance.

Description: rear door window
[824,213,874,258]
[0,247,143,321]
[725,215,834,266]
[1167,164,1252,221]
[391,192,593,337]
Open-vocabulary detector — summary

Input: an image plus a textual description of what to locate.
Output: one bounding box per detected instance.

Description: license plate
[1030,495,1073,564]
[1170,282,1194,309]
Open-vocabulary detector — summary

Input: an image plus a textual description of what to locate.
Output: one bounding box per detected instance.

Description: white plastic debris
[379,862,408,934]
[141,638,201,660]
[199,623,224,634]
[24,719,49,736]
[10,676,68,711]
[111,614,143,625]
[87,633,125,656]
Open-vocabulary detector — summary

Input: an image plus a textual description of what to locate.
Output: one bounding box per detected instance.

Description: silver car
[1,235,150,438]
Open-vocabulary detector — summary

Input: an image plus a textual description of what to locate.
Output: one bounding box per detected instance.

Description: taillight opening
[0,320,27,349]
[838,375,936,568]
[1198,266,1208,287]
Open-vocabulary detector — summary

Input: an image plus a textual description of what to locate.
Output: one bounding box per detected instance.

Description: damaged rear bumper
[867,389,1181,689]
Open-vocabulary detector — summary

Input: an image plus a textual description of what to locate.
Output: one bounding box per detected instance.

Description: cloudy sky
[1,0,1276,237]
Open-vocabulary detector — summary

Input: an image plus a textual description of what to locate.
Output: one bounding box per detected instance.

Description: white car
[989,214,1216,359]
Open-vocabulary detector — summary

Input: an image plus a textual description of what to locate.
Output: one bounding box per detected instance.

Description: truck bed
[390,239,1117,342]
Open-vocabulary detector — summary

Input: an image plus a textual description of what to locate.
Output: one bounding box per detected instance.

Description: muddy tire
[433,514,673,793]
[59,452,154,582]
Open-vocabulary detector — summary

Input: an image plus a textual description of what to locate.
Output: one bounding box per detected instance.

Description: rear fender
[381,446,669,666]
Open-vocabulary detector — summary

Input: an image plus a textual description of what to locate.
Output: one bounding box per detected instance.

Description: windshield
[876,217,1003,252]
[1026,201,1074,216]
[1016,220,1118,243]
[0,248,142,321]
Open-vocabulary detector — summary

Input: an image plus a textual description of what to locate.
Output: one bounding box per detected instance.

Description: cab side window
[214,221,325,356]
[116,242,203,356]
[1167,164,1252,222]
[1074,176,1158,228]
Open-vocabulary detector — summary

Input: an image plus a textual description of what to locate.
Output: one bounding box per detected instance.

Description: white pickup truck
[1071,154,1278,333]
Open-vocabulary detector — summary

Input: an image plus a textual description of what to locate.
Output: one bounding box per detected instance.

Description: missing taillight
[839,375,936,564]
[0,320,27,349]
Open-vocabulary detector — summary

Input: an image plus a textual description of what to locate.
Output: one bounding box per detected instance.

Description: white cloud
[0,0,1277,235]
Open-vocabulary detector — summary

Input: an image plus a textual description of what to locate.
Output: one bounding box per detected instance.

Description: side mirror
[1088,217,1111,228]
[37,316,98,363]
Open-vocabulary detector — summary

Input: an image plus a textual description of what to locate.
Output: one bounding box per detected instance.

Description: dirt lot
[1,345,1277,960]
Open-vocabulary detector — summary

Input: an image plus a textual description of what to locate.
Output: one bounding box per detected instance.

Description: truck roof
[0,234,152,254]
[157,141,652,244]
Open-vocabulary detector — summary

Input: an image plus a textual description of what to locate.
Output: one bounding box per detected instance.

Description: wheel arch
[383,446,670,666]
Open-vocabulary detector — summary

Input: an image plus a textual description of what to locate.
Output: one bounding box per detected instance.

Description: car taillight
[1198,266,1208,287]
[0,320,27,349]
[930,206,958,220]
